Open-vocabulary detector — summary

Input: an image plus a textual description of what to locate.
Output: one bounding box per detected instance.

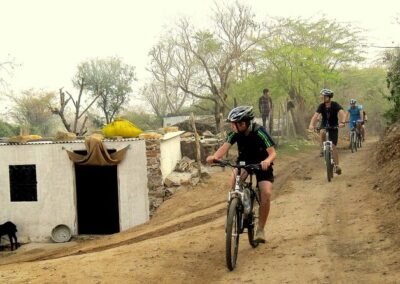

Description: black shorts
[326,129,338,146]
[255,167,274,183]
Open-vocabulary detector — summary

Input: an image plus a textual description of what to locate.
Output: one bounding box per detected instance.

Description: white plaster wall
[0,139,148,242]
[160,131,184,180]
[103,140,149,230]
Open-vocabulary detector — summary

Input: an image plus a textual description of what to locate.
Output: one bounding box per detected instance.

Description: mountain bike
[349,120,363,152]
[212,159,261,271]
[317,126,338,182]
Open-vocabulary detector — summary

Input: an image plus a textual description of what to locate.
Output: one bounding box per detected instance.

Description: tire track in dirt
[0,203,226,264]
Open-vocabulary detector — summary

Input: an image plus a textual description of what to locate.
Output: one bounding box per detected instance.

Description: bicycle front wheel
[247,189,260,248]
[226,197,241,271]
[351,132,356,153]
[325,148,333,182]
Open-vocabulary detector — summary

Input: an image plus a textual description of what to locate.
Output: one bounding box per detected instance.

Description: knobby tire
[226,197,240,271]
[351,131,357,153]
[325,147,333,182]
[247,189,260,248]
[357,133,362,148]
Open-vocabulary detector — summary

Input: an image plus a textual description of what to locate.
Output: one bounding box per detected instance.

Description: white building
[0,138,149,242]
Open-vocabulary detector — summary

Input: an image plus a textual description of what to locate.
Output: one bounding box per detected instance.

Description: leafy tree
[384,49,400,123]
[121,110,162,131]
[9,90,58,136]
[75,57,136,124]
[332,67,390,133]
[260,17,365,136]
[0,119,19,137]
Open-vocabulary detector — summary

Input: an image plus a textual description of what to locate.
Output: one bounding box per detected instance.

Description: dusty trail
[0,139,399,283]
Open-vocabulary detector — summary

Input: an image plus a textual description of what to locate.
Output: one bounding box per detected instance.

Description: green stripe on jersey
[257,130,272,147]
[227,132,235,143]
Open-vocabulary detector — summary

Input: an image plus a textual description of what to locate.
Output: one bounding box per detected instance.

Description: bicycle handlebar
[316,126,339,131]
[211,159,261,171]
[344,120,363,123]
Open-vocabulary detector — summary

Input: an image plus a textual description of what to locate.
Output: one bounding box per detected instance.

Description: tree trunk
[269,100,274,134]
[190,113,202,177]
[214,101,222,133]
[288,88,307,137]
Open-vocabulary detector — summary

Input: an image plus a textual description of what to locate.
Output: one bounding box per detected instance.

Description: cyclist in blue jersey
[206,106,277,243]
[346,99,364,142]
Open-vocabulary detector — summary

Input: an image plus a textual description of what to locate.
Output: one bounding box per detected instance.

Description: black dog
[0,221,19,251]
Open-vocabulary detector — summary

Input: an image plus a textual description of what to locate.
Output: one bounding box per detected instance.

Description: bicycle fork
[226,192,245,235]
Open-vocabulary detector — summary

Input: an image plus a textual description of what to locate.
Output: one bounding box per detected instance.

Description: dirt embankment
[373,121,400,208]
[0,136,399,283]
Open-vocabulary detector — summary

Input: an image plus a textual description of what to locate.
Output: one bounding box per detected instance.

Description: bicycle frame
[228,166,245,204]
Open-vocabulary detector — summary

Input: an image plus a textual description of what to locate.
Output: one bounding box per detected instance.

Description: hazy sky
[0,0,399,101]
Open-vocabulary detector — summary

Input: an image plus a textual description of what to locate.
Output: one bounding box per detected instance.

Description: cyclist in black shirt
[206,106,277,243]
[309,89,346,174]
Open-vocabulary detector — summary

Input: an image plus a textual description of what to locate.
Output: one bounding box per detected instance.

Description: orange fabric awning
[67,135,128,166]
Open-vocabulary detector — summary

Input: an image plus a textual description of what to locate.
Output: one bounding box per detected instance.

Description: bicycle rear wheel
[354,132,358,152]
[226,197,241,271]
[357,133,362,148]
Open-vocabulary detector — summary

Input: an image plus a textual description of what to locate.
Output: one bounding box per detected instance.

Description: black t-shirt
[316,101,343,127]
[226,123,275,164]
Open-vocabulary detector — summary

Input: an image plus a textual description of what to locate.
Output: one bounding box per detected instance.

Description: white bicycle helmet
[350,99,357,104]
[320,88,334,98]
[226,106,255,122]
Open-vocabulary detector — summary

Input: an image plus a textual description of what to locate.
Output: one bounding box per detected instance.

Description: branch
[78,115,88,136]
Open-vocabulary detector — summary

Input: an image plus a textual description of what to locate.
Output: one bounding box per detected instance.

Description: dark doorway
[75,162,120,234]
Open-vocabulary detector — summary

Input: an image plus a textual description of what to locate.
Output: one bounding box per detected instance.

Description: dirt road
[0,139,399,283]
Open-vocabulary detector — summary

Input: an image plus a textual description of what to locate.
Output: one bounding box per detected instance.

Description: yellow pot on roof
[102,118,143,138]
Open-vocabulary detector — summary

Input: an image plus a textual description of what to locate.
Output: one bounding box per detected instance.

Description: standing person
[346,99,365,141]
[309,89,346,174]
[259,88,272,129]
[206,106,276,243]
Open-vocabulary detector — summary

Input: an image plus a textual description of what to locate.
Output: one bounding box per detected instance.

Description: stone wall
[145,139,165,216]
[180,138,220,163]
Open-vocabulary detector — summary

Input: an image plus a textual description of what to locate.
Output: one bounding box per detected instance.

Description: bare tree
[146,1,261,132]
[147,40,188,115]
[50,78,101,135]
[175,2,261,132]
[140,82,169,118]
[0,55,17,92]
